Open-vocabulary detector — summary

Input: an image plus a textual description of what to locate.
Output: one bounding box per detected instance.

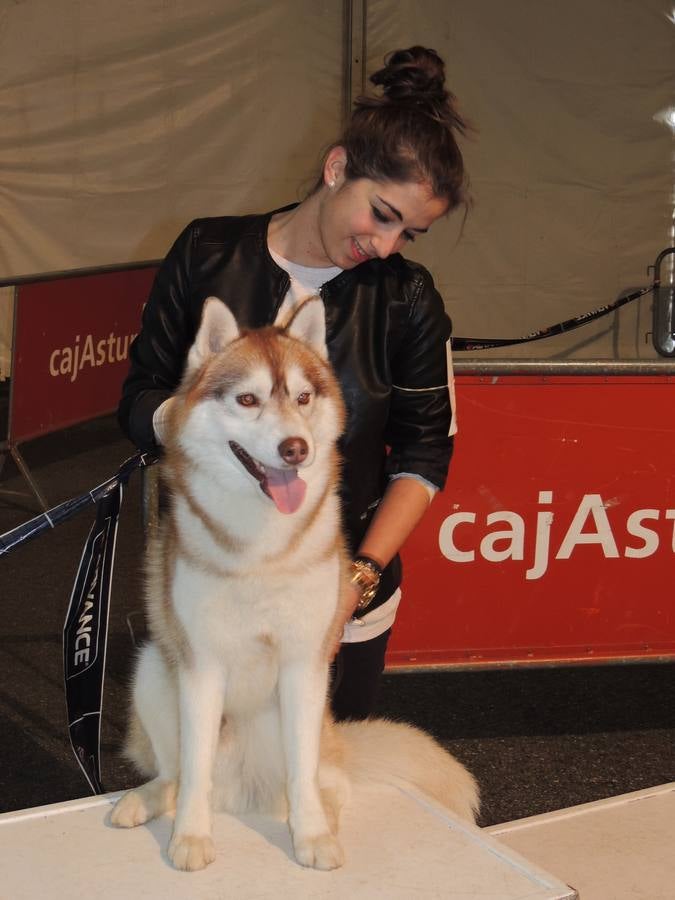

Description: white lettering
[667,511,675,552]
[526,491,554,580]
[115,334,129,362]
[75,629,91,651]
[73,598,95,667]
[438,512,476,562]
[480,512,525,562]
[96,338,107,365]
[59,346,72,377]
[437,492,673,581]
[625,509,660,558]
[79,333,96,372]
[47,331,137,380]
[556,494,620,560]
[71,334,81,382]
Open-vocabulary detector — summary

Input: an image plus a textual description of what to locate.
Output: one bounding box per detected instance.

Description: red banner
[389,375,675,668]
[10,268,157,443]
[9,281,675,669]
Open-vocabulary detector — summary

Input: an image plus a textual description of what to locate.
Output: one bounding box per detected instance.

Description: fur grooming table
[0,783,575,899]
[489,783,675,900]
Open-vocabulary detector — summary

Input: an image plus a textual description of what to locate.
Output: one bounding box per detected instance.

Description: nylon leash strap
[452,285,653,351]
[62,452,155,794]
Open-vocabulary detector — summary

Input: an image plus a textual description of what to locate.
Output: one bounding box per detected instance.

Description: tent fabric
[1,1,674,363]
[368,0,675,359]
[0,1,343,278]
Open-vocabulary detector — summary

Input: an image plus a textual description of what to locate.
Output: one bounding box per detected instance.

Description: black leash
[0,450,156,556]
[452,285,653,351]
[1,450,157,794]
[62,450,157,793]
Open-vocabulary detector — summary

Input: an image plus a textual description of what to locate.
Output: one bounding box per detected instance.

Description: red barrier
[7,269,674,667]
[10,268,157,443]
[389,374,675,668]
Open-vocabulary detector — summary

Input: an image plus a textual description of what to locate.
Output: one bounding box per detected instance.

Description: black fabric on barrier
[62,475,124,794]
[0,451,155,557]
[57,452,156,794]
[452,285,652,352]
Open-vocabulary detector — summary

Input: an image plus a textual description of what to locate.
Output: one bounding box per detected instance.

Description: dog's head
[170,297,345,515]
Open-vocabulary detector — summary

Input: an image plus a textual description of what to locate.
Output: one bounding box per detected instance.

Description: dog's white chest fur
[172,549,340,715]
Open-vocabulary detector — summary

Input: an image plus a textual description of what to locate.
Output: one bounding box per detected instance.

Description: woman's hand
[326,478,435,661]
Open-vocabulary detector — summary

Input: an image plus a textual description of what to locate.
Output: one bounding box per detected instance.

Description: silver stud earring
[328,180,335,189]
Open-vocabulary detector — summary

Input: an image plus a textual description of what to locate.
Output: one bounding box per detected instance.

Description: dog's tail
[337,718,479,823]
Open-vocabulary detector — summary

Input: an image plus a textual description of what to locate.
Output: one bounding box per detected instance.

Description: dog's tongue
[265,466,307,514]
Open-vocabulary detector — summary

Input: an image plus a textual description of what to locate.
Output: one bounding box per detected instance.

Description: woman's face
[316,150,448,269]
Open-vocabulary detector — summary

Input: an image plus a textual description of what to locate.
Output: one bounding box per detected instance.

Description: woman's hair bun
[323,44,470,209]
[370,46,450,116]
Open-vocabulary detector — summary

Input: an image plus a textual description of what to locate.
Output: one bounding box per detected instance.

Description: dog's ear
[285,297,328,359]
[187,298,240,371]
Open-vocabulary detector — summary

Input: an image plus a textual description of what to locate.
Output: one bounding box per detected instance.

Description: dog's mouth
[228,441,307,515]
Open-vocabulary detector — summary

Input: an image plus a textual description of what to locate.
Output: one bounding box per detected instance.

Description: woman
[118,45,469,721]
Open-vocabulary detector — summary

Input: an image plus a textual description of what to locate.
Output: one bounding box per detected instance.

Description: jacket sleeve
[384,269,454,491]
[118,222,197,450]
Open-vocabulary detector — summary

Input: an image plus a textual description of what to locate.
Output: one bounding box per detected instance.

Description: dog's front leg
[279,660,344,870]
[168,663,224,871]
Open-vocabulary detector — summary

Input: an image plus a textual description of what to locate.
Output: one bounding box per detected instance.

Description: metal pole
[342,0,367,126]
[652,246,675,358]
[453,360,675,376]
[9,444,48,511]
[0,284,49,511]
[6,286,17,456]
[0,258,161,290]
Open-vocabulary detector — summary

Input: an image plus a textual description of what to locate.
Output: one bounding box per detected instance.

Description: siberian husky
[111,297,479,871]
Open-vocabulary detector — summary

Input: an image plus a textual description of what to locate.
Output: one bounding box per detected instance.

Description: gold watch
[350,556,382,610]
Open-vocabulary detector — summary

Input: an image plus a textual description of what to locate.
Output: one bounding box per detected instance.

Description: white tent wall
[0,0,343,277]
[1,1,674,370]
[367,0,675,359]
[0,0,343,380]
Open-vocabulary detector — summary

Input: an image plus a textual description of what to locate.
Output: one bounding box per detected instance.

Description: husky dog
[111,297,479,871]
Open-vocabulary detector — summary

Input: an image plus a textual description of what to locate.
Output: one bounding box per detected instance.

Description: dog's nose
[278,437,308,466]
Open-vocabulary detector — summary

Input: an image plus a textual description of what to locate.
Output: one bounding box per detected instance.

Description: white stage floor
[0,783,575,899]
[489,782,675,900]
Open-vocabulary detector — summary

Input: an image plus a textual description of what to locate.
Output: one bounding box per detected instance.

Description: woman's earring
[328,180,336,189]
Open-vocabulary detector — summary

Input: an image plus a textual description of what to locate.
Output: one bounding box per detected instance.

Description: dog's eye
[297,392,312,406]
[236,393,259,407]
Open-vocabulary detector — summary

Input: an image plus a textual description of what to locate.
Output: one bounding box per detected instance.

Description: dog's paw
[110,779,176,828]
[110,789,153,828]
[168,833,216,871]
[293,832,344,870]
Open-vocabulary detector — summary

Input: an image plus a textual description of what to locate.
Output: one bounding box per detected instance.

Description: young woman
[118,45,469,721]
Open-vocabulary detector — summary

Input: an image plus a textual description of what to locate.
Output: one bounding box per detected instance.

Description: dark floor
[1,411,673,827]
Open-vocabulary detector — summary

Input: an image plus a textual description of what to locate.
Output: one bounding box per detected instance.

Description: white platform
[489,782,675,900]
[0,784,575,899]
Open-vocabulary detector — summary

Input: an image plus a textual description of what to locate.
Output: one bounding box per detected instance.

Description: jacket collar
[250,205,363,298]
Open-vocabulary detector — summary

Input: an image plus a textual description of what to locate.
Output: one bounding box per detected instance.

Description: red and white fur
[111,297,479,871]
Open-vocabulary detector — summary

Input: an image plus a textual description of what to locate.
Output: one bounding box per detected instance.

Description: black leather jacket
[118,209,454,611]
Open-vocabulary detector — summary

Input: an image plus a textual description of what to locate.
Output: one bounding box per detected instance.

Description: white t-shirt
[269,248,341,326]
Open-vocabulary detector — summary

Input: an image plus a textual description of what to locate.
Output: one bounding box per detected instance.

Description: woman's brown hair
[320,46,470,209]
